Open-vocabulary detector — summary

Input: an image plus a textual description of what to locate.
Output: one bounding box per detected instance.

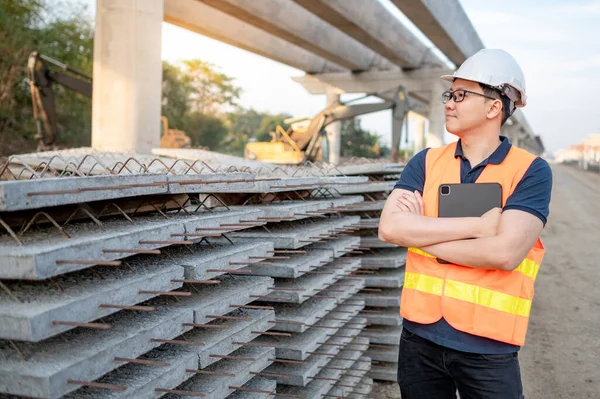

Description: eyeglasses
[442,89,497,104]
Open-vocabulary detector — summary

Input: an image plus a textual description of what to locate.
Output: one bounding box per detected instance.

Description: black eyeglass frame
[441,89,498,104]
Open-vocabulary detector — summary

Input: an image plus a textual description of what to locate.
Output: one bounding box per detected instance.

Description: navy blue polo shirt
[394,136,552,354]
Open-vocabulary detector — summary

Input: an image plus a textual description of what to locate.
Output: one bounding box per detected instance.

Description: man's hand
[476,207,502,238]
[396,190,424,215]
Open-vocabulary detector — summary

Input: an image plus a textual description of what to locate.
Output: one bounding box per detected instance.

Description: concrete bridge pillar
[325,88,341,165]
[92,0,163,153]
[414,113,427,154]
[391,115,403,162]
[427,80,446,148]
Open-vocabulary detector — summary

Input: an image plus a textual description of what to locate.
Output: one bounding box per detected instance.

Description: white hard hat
[441,49,527,108]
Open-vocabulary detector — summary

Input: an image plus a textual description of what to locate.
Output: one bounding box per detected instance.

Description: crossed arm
[378,188,543,271]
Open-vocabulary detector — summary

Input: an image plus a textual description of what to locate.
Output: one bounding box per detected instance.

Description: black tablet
[436,183,502,264]
[438,183,502,218]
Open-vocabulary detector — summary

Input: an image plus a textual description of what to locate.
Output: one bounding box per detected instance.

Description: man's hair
[479,83,513,126]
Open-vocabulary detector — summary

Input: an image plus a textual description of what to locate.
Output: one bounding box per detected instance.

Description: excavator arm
[293,86,410,162]
[27,51,92,151]
[245,86,410,164]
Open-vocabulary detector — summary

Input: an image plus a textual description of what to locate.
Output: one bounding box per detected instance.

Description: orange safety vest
[400,142,545,346]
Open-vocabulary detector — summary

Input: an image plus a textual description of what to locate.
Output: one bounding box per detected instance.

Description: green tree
[222,108,291,155]
[181,112,227,150]
[179,59,241,116]
[161,60,242,151]
[340,119,386,158]
[161,61,193,124]
[256,113,291,142]
[0,0,93,155]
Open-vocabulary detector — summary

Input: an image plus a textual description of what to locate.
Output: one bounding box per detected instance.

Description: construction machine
[27,51,191,151]
[244,87,410,164]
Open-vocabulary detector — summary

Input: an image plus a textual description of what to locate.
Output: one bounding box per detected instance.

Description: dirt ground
[368,164,600,398]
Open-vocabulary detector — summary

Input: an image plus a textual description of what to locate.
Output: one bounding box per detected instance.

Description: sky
[71,0,600,153]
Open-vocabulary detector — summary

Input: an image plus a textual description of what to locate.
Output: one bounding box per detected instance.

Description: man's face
[444,78,492,136]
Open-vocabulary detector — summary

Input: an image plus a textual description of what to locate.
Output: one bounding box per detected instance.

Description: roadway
[368,163,600,398]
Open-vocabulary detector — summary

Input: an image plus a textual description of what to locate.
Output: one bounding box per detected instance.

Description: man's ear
[486,99,503,121]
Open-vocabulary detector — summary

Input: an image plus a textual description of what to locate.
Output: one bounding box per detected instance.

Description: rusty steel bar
[185,369,235,377]
[150,338,204,346]
[228,386,274,395]
[99,304,155,312]
[139,290,191,297]
[230,304,274,310]
[302,295,336,299]
[207,269,252,274]
[139,240,193,245]
[102,249,160,255]
[184,323,232,330]
[155,388,205,397]
[252,331,292,337]
[269,358,308,365]
[209,354,256,360]
[171,233,222,237]
[249,294,290,300]
[67,380,127,391]
[332,357,372,363]
[55,259,122,266]
[268,320,305,326]
[206,315,252,321]
[232,341,278,348]
[229,261,273,266]
[52,321,111,329]
[114,357,170,367]
[171,279,220,285]
[326,334,358,339]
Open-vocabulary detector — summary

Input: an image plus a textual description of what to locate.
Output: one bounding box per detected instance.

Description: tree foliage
[222,108,291,155]
[0,0,93,154]
[0,0,388,160]
[341,119,389,158]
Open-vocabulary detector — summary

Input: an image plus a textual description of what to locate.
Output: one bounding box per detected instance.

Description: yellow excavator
[27,51,191,151]
[244,87,409,164]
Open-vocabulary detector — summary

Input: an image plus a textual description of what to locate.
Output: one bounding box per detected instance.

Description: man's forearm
[421,236,510,270]
[378,211,486,248]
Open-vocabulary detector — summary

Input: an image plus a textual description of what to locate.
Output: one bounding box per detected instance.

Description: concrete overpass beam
[325,88,342,165]
[92,0,163,153]
[164,0,346,74]
[293,0,444,68]
[390,0,484,65]
[293,70,432,94]
[197,0,395,71]
[292,68,451,117]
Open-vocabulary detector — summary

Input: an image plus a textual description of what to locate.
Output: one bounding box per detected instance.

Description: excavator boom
[245,86,409,164]
[27,51,191,151]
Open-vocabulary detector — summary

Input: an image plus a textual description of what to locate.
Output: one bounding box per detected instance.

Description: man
[378,49,552,399]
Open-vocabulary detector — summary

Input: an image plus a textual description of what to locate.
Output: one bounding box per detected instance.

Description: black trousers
[397,328,524,399]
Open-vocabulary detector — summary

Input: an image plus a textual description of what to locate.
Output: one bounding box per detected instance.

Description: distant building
[555,134,600,170]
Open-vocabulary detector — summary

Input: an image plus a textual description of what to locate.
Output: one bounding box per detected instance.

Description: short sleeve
[504,157,553,225]
[394,148,429,195]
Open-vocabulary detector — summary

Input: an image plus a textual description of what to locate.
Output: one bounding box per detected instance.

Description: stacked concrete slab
[332,163,407,382]
[0,151,404,397]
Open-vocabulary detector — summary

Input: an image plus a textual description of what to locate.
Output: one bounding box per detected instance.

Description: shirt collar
[455,136,512,165]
